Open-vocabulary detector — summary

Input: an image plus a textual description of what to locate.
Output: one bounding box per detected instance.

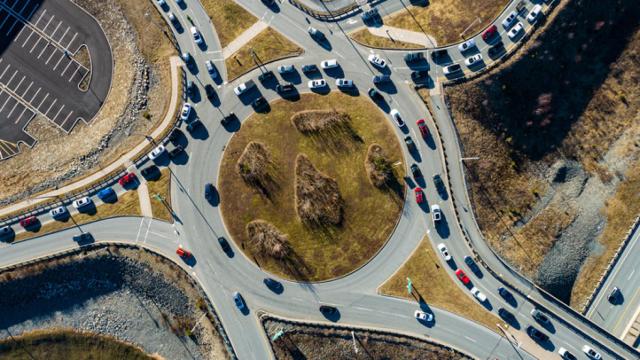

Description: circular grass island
[219,93,405,281]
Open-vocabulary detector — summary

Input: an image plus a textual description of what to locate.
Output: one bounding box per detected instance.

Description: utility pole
[351,331,358,354]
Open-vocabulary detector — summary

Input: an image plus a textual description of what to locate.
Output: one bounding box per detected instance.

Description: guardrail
[288,0,385,21]
[581,216,640,314]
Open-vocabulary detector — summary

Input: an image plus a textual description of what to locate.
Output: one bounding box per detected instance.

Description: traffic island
[219,93,405,281]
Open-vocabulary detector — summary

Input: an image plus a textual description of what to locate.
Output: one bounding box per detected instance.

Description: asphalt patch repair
[0,0,112,160]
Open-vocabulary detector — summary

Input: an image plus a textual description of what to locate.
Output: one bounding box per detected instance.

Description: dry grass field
[146,168,173,222]
[219,93,405,281]
[200,0,257,48]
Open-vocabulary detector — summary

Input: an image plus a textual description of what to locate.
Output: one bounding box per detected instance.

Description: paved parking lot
[0,0,112,160]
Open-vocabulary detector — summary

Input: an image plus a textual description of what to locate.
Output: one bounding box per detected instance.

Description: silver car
[457,39,476,52]
[50,206,68,219]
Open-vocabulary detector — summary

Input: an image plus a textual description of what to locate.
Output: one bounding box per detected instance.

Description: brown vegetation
[237,142,277,196]
[365,144,394,188]
[295,154,344,227]
[291,110,362,152]
[246,220,291,260]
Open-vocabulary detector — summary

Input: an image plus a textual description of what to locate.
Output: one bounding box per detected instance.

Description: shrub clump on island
[236,142,276,196]
[291,110,351,134]
[246,220,291,260]
[365,144,394,188]
[295,154,344,226]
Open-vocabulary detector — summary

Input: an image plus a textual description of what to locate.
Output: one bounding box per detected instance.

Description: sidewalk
[222,20,268,59]
[0,56,182,218]
[367,25,438,48]
[137,181,153,218]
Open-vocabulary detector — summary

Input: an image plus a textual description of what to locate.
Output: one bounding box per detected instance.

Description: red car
[118,172,137,186]
[19,216,37,228]
[416,119,429,138]
[455,269,471,285]
[482,25,498,42]
[414,187,424,204]
[176,247,192,258]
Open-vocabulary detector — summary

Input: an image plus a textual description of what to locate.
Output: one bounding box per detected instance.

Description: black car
[373,74,391,84]
[168,128,183,144]
[367,88,382,101]
[411,70,428,81]
[498,287,511,299]
[530,309,551,326]
[72,232,94,244]
[302,64,318,74]
[488,42,505,59]
[140,165,160,180]
[404,52,424,63]
[526,326,548,342]
[204,84,216,101]
[218,236,232,253]
[263,278,283,293]
[168,145,184,159]
[404,136,415,150]
[608,287,621,302]
[186,118,202,133]
[433,174,447,198]
[319,305,337,314]
[498,308,515,322]
[464,255,475,267]
[258,71,275,83]
[410,164,422,179]
[252,96,268,110]
[276,82,295,93]
[431,49,448,62]
[204,183,215,199]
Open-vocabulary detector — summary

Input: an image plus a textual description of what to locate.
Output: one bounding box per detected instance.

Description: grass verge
[352,0,509,48]
[380,236,505,333]
[13,190,141,242]
[350,30,424,49]
[0,329,154,360]
[225,27,302,80]
[200,0,257,48]
[146,168,173,222]
[219,93,405,281]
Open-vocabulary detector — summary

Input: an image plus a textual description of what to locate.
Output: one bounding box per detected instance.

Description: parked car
[204,84,216,101]
[455,269,470,285]
[464,54,483,67]
[414,310,433,322]
[263,278,282,292]
[277,64,295,74]
[190,26,203,45]
[527,326,548,342]
[308,79,327,89]
[97,187,116,201]
[368,53,387,68]
[221,112,237,126]
[410,70,428,81]
[205,60,218,78]
[320,59,338,69]
[319,305,337,315]
[368,87,382,100]
[530,309,551,326]
[155,0,166,6]
[50,206,68,219]
[404,52,424,63]
[302,64,318,74]
[498,287,514,302]
[482,25,498,42]
[308,27,325,40]
[140,165,159,179]
[0,226,13,237]
[464,255,475,268]
[186,118,202,133]
[443,64,462,75]
[233,292,246,311]
[335,78,354,88]
[404,136,415,150]
[498,308,515,322]
[527,4,543,23]
[414,187,424,204]
[582,345,602,360]
[148,145,166,160]
[179,103,192,121]
[458,39,476,52]
[558,347,578,360]
[119,172,136,186]
[389,109,405,128]
[470,287,487,302]
[431,49,448,62]
[176,246,192,258]
[608,287,621,302]
[416,119,429,138]
[258,71,275,83]
[502,10,518,29]
[276,82,295,94]
[437,243,451,261]
[73,197,92,209]
[19,216,37,228]
[252,96,268,111]
[433,174,447,198]
[372,74,391,84]
[431,204,442,222]
[508,22,524,40]
[181,52,191,63]
[488,42,505,58]
[410,164,422,180]
[233,81,254,96]
[168,144,184,159]
[218,236,232,253]
[186,80,195,97]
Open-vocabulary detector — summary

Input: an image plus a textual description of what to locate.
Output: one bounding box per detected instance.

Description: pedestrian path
[367,25,438,48]
[222,20,269,59]
[137,181,153,218]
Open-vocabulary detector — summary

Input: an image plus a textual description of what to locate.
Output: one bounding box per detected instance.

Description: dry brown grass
[571,159,640,308]
[146,168,173,222]
[218,93,405,281]
[352,0,509,48]
[200,0,257,48]
[225,27,302,80]
[295,154,344,227]
[246,220,291,260]
[237,142,277,196]
[380,236,505,334]
[365,144,393,188]
[291,110,349,134]
[350,30,425,49]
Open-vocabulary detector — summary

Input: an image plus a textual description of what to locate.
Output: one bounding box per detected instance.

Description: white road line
[36,92,48,109]
[0,96,10,113]
[22,81,33,97]
[5,17,18,35]
[14,106,27,124]
[50,20,61,39]
[21,27,34,47]
[6,101,18,117]
[29,87,40,102]
[65,32,77,50]
[134,217,145,243]
[0,63,9,79]
[60,59,74,76]
[29,36,41,53]
[14,75,25,91]
[45,48,56,64]
[12,26,25,42]
[143,218,152,243]
[44,97,56,116]
[52,52,65,70]
[68,65,80,82]
[628,269,635,281]
[60,110,73,128]
[41,14,54,32]
[464,336,477,343]
[33,9,46,27]
[52,103,64,122]
[58,25,69,44]
[6,69,17,86]
[37,42,49,58]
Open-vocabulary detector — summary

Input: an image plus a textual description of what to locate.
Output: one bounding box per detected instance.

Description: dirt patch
[218,93,405,281]
[0,0,175,206]
[237,142,277,197]
[445,0,640,303]
[0,245,229,360]
[246,220,292,260]
[262,315,472,360]
[295,154,344,227]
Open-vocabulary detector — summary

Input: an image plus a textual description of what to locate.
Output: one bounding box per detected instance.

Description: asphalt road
[1,0,638,360]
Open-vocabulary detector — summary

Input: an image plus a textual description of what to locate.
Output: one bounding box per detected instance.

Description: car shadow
[263,1,280,13]
[101,193,118,204]
[182,255,197,267]
[188,86,202,103]
[239,88,262,105]
[206,188,220,207]
[239,306,250,316]
[498,308,521,330]
[189,123,210,140]
[424,131,436,150]
[435,214,450,239]
[186,62,199,76]
[340,86,359,97]
[310,86,331,95]
[222,115,241,132]
[151,153,171,167]
[281,70,302,85]
[323,67,344,78]
[316,39,332,51]
[171,151,189,166]
[263,278,284,294]
[376,81,397,95]
[280,90,301,102]
[77,203,97,216]
[407,58,429,69]
[140,165,161,181]
[479,299,493,311]
[172,21,184,34]
[407,146,422,162]
[320,308,341,322]
[197,42,208,51]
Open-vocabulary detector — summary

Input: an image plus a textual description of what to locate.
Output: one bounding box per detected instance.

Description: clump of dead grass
[365,144,393,188]
[291,110,362,152]
[246,220,291,260]
[295,154,344,227]
[237,142,277,197]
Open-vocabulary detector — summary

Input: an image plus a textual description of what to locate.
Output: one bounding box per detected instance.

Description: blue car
[233,292,246,311]
[97,187,116,201]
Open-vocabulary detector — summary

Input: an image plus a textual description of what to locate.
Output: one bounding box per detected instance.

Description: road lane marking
[464,335,477,343]
[628,269,635,281]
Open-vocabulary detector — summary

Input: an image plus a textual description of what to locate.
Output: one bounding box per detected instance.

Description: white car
[205,60,218,79]
[181,52,191,63]
[168,12,176,23]
[277,64,295,74]
[190,26,203,45]
[437,243,451,261]
[527,4,543,23]
[179,103,192,121]
[558,347,577,360]
[320,59,338,69]
[431,204,442,222]
[233,81,253,96]
[502,10,518,29]
[50,206,68,218]
[335,78,354,88]
[581,345,602,360]
[367,53,387,68]
[389,109,405,128]
[148,144,166,160]
[457,39,476,52]
[443,64,462,75]
[155,0,166,6]
[465,54,483,66]
[414,310,433,322]
[308,79,327,89]
[73,197,92,209]
[470,287,487,302]
[508,22,524,40]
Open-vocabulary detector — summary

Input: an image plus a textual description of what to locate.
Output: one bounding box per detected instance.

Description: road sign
[407,277,413,294]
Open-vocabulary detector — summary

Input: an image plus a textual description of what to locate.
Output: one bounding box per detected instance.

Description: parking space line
[52,103,64,122]
[0,11,11,29]
[36,92,48,109]
[37,42,49,58]
[50,20,61,39]
[0,96,11,113]
[52,52,64,70]
[14,106,27,124]
[12,25,25,42]
[33,9,46,27]
[6,100,18,117]
[58,26,69,43]
[17,0,30,15]
[21,27,34,47]
[5,16,18,35]
[60,59,74,76]
[45,48,56,64]
[14,75,25,91]
[60,110,73,128]
[0,63,10,79]
[44,98,56,116]
[41,14,54,32]
[68,65,80,82]
[6,69,17,85]
[29,87,40,102]
[22,81,33,97]
[65,32,77,50]
[29,36,41,53]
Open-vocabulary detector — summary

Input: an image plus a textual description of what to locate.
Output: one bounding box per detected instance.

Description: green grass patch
[200,0,257,48]
[219,93,405,281]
